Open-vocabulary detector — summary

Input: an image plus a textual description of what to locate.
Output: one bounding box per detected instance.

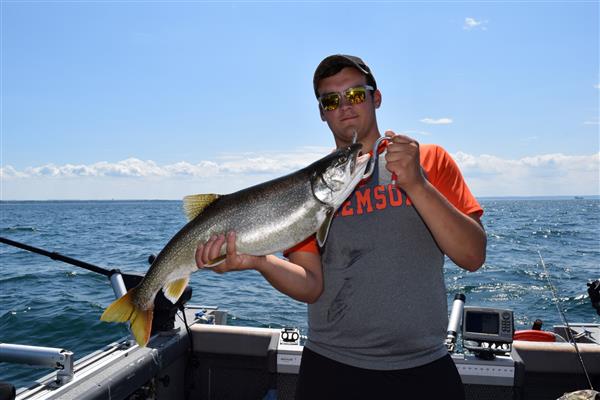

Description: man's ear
[319,105,326,121]
[373,89,382,109]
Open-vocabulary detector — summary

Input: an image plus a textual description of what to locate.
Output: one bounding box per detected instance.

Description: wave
[0,273,43,284]
[1,226,37,232]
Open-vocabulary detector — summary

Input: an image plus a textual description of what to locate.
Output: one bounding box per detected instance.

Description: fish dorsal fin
[163,276,190,304]
[183,194,220,221]
[317,209,335,247]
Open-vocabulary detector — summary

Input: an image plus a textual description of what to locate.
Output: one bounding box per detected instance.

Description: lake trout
[101,143,370,346]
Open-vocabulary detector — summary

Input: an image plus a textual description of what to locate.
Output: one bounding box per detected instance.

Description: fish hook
[361,136,393,183]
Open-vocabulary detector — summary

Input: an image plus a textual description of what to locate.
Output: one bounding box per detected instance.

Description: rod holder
[109,270,128,299]
[108,271,137,346]
[445,293,466,352]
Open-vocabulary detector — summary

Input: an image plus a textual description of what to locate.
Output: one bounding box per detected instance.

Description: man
[196,55,486,399]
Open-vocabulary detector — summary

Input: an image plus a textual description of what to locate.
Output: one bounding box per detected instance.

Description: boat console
[462,306,514,359]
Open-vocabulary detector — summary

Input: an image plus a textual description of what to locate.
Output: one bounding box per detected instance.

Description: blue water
[1,199,599,388]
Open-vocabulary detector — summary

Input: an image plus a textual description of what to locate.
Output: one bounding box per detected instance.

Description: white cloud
[21,159,169,178]
[463,17,488,31]
[452,152,600,197]
[3,148,329,180]
[594,83,600,89]
[0,165,26,179]
[2,149,598,199]
[0,147,332,200]
[420,117,453,125]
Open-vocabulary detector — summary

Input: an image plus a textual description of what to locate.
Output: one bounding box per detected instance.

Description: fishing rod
[537,250,595,391]
[0,236,143,295]
[1,236,193,335]
[1,235,197,357]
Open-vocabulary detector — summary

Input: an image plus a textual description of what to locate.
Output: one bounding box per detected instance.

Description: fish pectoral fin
[182,194,220,221]
[100,289,154,347]
[163,276,190,304]
[317,209,335,247]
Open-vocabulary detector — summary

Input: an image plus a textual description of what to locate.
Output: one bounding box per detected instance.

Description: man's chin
[342,124,360,136]
[335,129,358,143]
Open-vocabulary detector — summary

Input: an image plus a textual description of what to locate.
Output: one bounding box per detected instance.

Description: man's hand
[384,130,425,192]
[195,231,265,274]
[195,232,324,302]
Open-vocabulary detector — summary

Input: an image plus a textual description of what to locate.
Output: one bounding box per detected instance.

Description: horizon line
[2,195,599,202]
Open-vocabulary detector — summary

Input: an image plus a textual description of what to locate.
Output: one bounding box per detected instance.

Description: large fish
[101,143,370,346]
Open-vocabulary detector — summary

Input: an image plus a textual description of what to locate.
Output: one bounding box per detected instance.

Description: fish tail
[100,289,153,347]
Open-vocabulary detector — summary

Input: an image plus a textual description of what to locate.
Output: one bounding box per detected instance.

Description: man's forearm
[255,254,323,303]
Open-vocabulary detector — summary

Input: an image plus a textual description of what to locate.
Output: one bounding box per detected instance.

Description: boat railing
[0,256,132,390]
[0,343,74,386]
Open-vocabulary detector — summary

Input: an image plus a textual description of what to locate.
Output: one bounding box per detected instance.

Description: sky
[1,0,598,200]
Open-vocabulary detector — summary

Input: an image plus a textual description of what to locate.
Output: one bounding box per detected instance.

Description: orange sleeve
[283,235,319,258]
[420,144,483,218]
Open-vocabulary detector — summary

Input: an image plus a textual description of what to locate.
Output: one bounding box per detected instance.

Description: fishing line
[177,307,196,400]
[537,250,594,390]
[177,306,194,353]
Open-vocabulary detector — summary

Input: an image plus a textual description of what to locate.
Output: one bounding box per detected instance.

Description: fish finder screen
[465,312,499,334]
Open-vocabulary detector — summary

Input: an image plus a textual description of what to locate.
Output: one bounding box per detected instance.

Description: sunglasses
[318,85,374,111]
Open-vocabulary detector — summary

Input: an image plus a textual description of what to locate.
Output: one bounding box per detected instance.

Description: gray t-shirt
[305,150,462,370]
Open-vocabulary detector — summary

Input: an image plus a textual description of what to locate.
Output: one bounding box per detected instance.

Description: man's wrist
[400,175,429,198]
[252,255,271,273]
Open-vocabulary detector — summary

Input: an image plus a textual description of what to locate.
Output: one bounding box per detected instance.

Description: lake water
[1,198,599,388]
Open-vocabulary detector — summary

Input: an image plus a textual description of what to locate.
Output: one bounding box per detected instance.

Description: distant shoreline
[1,196,599,203]
[479,195,600,200]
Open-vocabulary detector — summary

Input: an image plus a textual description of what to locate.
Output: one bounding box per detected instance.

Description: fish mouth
[346,142,365,174]
[347,152,370,181]
[353,153,370,174]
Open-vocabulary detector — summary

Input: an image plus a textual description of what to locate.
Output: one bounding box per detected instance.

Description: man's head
[313,55,377,99]
[313,54,381,148]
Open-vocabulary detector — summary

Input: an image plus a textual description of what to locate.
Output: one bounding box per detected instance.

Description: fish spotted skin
[101,144,369,346]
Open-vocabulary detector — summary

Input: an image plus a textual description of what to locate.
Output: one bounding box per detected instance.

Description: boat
[0,237,599,400]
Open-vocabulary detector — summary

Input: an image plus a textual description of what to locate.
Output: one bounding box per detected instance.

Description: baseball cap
[313,54,377,98]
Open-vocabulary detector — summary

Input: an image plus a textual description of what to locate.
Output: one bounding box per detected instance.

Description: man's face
[316,67,381,147]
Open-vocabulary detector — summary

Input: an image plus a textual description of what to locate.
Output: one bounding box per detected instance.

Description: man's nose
[339,95,354,109]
